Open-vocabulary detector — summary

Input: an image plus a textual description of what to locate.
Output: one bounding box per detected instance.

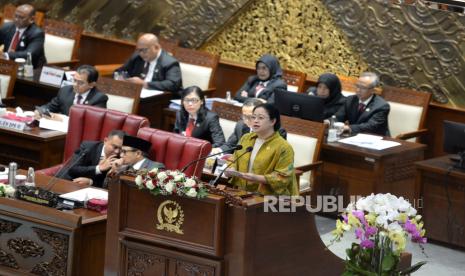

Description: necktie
[255,83,265,97]
[358,103,365,115]
[77,95,83,105]
[141,62,149,78]
[8,31,20,52]
[185,118,195,137]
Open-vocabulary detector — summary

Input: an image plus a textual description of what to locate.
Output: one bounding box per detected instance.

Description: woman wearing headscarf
[234,54,287,104]
[306,73,346,119]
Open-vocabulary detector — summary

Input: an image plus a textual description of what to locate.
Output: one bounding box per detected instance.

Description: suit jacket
[220,120,287,152]
[42,85,108,115]
[0,22,46,68]
[234,76,287,104]
[174,110,226,148]
[335,94,390,136]
[115,50,182,96]
[66,141,108,188]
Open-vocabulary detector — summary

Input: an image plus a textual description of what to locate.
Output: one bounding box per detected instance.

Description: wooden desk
[105,176,345,276]
[13,70,172,129]
[415,155,465,248]
[316,138,426,206]
[0,126,65,169]
[0,172,106,275]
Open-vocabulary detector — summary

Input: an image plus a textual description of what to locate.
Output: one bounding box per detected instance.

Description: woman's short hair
[181,85,205,102]
[253,103,281,131]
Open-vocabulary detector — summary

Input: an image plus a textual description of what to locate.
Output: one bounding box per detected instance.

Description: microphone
[45,148,88,191]
[210,146,253,187]
[180,144,243,173]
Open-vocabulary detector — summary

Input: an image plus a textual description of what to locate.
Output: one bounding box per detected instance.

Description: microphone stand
[209,147,253,187]
[45,150,88,191]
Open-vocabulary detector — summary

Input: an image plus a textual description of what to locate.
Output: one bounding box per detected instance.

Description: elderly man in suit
[111,135,165,173]
[38,65,108,116]
[335,72,390,136]
[0,4,46,68]
[62,130,125,188]
[115,33,182,96]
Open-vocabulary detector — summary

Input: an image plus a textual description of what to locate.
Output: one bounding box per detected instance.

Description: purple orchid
[360,239,375,249]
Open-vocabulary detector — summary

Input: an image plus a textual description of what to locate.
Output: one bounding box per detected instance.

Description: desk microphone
[45,148,88,191]
[210,146,253,187]
[180,144,243,173]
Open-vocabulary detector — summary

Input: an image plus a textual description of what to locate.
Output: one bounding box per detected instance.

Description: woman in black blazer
[174,86,226,148]
[234,54,287,104]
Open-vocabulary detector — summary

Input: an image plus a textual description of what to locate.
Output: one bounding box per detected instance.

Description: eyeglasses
[121,149,137,154]
[74,80,89,86]
[184,98,200,104]
[136,48,149,54]
[251,115,270,121]
[242,115,254,121]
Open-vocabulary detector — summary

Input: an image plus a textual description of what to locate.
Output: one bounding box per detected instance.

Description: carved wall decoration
[31,227,68,276]
[201,0,368,78]
[7,238,45,258]
[0,249,18,269]
[0,0,252,46]
[127,249,163,276]
[0,219,21,234]
[321,0,465,106]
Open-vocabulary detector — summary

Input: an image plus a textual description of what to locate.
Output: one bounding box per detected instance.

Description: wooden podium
[0,172,106,275]
[104,176,345,276]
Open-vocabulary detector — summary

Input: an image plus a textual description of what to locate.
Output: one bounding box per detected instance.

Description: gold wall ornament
[201,0,368,77]
[156,200,185,235]
[321,0,465,106]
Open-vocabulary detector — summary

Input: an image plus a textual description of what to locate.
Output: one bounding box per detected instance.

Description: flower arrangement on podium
[0,183,15,198]
[331,193,427,275]
[135,168,208,199]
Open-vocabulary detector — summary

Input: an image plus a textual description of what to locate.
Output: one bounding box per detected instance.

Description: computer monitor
[443,120,465,154]
[274,91,325,122]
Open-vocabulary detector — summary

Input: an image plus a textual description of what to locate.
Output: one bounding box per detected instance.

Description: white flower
[135,175,143,187]
[4,185,15,197]
[157,171,167,181]
[387,221,402,232]
[174,174,183,182]
[184,178,196,188]
[149,167,159,174]
[165,181,175,193]
[186,188,197,197]
[145,180,155,190]
[376,215,389,228]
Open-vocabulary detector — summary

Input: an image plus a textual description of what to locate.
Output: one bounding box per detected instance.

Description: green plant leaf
[345,260,378,276]
[399,261,427,275]
[382,254,396,271]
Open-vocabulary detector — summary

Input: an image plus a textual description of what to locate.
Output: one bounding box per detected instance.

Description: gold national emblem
[156,200,184,235]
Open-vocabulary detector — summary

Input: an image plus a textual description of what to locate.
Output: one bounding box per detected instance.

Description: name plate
[0,117,26,131]
[39,66,65,86]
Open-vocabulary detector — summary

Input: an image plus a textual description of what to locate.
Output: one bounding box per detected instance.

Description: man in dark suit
[115,33,182,96]
[0,4,46,68]
[111,135,165,172]
[335,72,390,136]
[38,65,108,116]
[64,130,125,188]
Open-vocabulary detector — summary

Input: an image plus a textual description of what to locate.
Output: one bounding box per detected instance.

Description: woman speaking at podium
[225,104,298,196]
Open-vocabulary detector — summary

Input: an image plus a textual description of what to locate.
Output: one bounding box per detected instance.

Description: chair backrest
[159,38,179,56]
[64,105,149,160]
[3,4,45,26]
[211,101,242,142]
[281,115,325,192]
[96,77,141,114]
[0,59,18,99]
[43,19,82,63]
[282,69,306,93]
[381,85,431,141]
[137,127,212,178]
[175,47,219,90]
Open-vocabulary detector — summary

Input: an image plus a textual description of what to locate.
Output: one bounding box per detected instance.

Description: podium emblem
[156,200,184,235]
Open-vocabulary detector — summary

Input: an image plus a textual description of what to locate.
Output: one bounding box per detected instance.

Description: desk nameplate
[0,117,26,131]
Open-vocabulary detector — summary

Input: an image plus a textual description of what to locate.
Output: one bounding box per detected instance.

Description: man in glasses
[110,135,165,173]
[36,64,108,116]
[212,98,286,154]
[114,33,182,97]
[335,72,390,136]
[0,4,46,68]
[62,130,125,188]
